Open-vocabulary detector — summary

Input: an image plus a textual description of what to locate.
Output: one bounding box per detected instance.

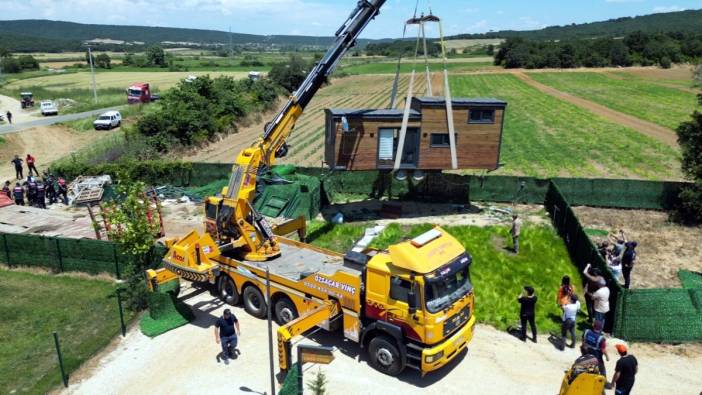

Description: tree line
[0,48,40,73]
[365,40,441,58]
[494,31,702,69]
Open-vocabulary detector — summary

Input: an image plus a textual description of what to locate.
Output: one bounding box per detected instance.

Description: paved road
[0,106,124,135]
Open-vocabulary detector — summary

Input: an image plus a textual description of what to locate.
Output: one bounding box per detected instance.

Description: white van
[93,111,122,130]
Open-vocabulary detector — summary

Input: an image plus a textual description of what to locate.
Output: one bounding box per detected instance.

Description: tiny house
[324,96,507,172]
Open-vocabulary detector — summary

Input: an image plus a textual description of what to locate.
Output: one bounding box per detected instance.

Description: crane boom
[209,0,386,261]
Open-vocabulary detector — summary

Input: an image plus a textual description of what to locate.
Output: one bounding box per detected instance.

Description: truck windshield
[98,116,111,120]
[128,89,142,96]
[424,254,472,314]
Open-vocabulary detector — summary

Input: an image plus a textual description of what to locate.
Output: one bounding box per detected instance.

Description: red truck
[127,83,160,104]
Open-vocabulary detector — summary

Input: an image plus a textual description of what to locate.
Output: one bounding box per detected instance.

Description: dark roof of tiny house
[412,96,507,107]
[326,108,421,121]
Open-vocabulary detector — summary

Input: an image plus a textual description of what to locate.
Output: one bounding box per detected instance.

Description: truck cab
[360,228,475,375]
[127,83,159,104]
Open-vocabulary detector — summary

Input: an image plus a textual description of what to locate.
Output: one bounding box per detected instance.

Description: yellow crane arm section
[277,300,340,373]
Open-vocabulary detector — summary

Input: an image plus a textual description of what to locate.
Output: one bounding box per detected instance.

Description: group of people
[516,271,637,394]
[598,230,638,289]
[10,154,38,180]
[3,174,68,208]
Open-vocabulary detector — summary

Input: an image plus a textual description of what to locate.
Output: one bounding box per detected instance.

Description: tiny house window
[378,128,395,160]
[469,109,495,124]
[430,133,451,147]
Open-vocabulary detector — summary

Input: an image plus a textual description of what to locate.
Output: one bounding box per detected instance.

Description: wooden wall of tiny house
[324,97,506,171]
[413,100,505,170]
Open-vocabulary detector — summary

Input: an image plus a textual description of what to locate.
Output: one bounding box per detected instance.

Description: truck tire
[368,335,404,376]
[274,297,298,325]
[243,286,267,319]
[218,276,239,305]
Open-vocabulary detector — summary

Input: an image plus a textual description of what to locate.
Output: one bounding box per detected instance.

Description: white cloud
[652,5,686,13]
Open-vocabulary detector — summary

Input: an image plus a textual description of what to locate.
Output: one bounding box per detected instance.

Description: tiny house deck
[324,96,507,171]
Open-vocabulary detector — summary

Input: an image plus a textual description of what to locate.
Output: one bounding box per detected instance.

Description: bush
[134,75,280,151]
[269,54,311,93]
[17,55,39,70]
[660,56,672,69]
[675,94,702,224]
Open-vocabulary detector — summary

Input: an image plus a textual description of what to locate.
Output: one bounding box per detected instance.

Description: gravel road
[60,284,702,395]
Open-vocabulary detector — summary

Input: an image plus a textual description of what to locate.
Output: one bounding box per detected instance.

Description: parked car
[40,100,58,116]
[93,111,122,130]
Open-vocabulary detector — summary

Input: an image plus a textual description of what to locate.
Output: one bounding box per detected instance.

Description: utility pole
[88,47,98,103]
[266,268,276,395]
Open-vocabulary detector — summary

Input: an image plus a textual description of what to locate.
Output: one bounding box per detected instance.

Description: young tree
[95,53,112,69]
[17,55,39,70]
[101,178,162,310]
[0,56,21,73]
[675,93,702,224]
[146,45,166,67]
[306,368,328,395]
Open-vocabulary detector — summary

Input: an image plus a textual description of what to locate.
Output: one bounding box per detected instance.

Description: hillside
[0,19,382,52]
[450,9,702,41]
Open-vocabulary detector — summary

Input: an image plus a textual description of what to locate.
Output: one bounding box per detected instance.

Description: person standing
[214,309,240,365]
[612,344,638,395]
[582,320,609,380]
[10,155,23,180]
[561,294,580,349]
[46,174,57,204]
[583,265,606,323]
[26,177,37,207]
[12,182,24,205]
[609,230,627,258]
[511,214,523,254]
[57,177,68,205]
[517,285,537,342]
[557,275,576,306]
[35,180,46,209]
[26,154,38,177]
[621,242,638,289]
[6,111,12,124]
[2,181,11,198]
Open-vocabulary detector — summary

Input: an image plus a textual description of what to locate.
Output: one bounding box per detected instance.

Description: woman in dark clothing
[518,285,538,342]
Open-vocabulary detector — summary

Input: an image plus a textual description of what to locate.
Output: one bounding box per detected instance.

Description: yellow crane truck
[146,0,476,377]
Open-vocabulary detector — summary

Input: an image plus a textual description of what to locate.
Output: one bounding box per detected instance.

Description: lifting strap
[393,23,422,171]
[421,22,432,96]
[389,0,420,109]
[438,19,458,169]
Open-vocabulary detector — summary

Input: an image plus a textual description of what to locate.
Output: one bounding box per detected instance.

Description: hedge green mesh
[140,279,193,337]
[679,270,702,289]
[278,363,300,395]
[614,288,702,342]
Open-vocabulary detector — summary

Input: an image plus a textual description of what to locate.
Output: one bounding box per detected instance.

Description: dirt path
[0,94,38,124]
[60,286,702,395]
[0,125,117,182]
[513,72,679,147]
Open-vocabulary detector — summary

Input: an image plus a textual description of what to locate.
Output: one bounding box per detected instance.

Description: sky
[0,0,700,38]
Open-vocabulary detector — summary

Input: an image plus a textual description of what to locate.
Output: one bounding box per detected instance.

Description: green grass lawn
[339,61,495,75]
[527,72,699,130]
[0,269,135,394]
[307,222,582,334]
[450,74,681,179]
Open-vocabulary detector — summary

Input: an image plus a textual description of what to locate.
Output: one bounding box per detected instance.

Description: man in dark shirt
[215,309,240,364]
[613,344,637,395]
[10,155,23,180]
[517,285,537,342]
[621,242,637,289]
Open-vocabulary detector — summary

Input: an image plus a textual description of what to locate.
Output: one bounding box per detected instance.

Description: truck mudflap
[420,314,475,374]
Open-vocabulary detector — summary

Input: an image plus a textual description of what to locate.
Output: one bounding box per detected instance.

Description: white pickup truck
[40,100,58,116]
[93,111,122,130]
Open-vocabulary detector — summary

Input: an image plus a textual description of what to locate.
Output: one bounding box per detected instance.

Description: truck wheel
[243,286,267,319]
[368,335,404,376]
[218,276,239,305]
[274,297,298,325]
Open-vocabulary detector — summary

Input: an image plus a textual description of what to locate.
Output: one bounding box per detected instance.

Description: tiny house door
[377,128,419,169]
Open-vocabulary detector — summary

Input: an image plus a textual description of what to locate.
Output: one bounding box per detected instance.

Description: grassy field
[451,74,682,179]
[0,71,248,114]
[527,71,699,130]
[0,269,135,394]
[339,60,496,75]
[306,222,581,334]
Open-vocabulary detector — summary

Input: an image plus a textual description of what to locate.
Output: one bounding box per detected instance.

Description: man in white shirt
[511,214,523,254]
[561,294,581,348]
[591,284,610,328]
